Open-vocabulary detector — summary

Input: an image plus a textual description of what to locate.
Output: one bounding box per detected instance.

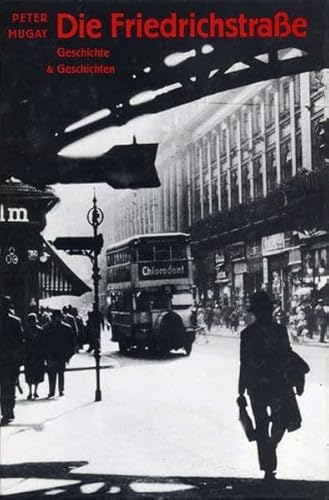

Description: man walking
[44,310,75,398]
[0,296,24,426]
[314,299,327,343]
[238,291,304,482]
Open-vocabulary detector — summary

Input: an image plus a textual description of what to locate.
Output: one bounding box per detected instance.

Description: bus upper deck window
[139,242,154,261]
[171,244,186,259]
[154,244,170,261]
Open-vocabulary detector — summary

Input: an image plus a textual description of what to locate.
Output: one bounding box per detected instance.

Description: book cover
[0,0,328,498]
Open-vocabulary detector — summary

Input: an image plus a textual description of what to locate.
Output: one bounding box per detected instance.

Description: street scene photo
[1,0,329,497]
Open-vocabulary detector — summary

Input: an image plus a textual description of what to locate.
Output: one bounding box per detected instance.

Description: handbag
[286,350,310,394]
[237,395,256,442]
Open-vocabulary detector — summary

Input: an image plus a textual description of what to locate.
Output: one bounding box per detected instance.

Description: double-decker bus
[105,232,196,355]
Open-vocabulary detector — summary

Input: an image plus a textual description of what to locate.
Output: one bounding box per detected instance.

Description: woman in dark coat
[24,313,46,399]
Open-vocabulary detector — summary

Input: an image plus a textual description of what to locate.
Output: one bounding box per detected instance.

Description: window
[171,292,194,308]
[221,127,227,155]
[254,157,263,199]
[294,74,300,105]
[266,89,275,125]
[231,118,238,148]
[281,141,292,180]
[212,173,219,214]
[266,149,277,192]
[138,242,154,261]
[253,102,261,132]
[211,133,217,162]
[203,183,209,217]
[107,249,129,266]
[242,163,251,204]
[231,169,239,207]
[135,290,169,311]
[154,244,170,261]
[171,243,186,260]
[280,80,290,113]
[220,172,228,210]
[241,110,249,140]
[296,133,303,171]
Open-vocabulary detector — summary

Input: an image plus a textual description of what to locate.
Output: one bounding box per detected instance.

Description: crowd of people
[0,296,102,426]
[191,295,329,344]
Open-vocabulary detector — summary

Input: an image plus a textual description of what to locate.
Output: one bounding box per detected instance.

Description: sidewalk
[1,331,328,498]
[207,325,329,347]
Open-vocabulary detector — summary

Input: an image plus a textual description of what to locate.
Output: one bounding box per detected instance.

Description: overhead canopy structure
[39,238,91,298]
[1,0,328,186]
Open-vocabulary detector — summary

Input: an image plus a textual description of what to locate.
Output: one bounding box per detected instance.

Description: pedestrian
[238,291,306,482]
[39,306,51,328]
[72,307,85,350]
[196,305,208,343]
[44,310,75,398]
[204,303,214,333]
[304,300,315,339]
[86,305,104,354]
[0,296,24,426]
[213,303,221,327]
[63,306,79,352]
[295,308,308,343]
[314,299,327,343]
[229,308,239,334]
[273,300,286,326]
[24,313,46,400]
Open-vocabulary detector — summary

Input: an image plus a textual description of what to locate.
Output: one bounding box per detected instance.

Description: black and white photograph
[0,0,328,498]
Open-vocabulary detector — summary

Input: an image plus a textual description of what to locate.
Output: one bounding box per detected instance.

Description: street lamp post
[87,192,104,402]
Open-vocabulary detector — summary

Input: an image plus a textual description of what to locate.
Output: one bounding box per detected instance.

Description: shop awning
[38,239,91,298]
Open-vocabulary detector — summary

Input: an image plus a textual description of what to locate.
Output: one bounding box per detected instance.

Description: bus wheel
[184,341,193,356]
[119,338,128,353]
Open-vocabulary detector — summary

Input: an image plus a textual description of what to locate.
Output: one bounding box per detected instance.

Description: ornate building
[108,67,328,309]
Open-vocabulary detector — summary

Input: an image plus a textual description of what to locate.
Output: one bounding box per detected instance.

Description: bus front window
[171,292,194,309]
[135,291,170,311]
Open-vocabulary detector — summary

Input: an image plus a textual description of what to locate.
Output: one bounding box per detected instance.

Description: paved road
[1,334,328,497]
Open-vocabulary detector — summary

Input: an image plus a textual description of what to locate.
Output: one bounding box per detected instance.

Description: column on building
[280,78,293,182]
[163,166,170,232]
[219,123,229,211]
[252,98,264,199]
[176,155,183,232]
[236,110,243,204]
[186,148,192,227]
[265,85,277,194]
[289,76,297,176]
[260,91,267,197]
[300,72,312,170]
[169,159,177,231]
[215,127,222,212]
[248,102,255,199]
[225,119,232,209]
[274,80,282,184]
[206,134,212,215]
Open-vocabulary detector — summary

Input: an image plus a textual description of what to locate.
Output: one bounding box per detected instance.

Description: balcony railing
[191,167,329,247]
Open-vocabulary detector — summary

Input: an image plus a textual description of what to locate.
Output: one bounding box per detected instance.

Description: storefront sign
[215,269,228,283]
[139,261,188,281]
[227,242,245,261]
[215,251,225,267]
[261,233,285,256]
[263,257,269,283]
[0,204,29,223]
[233,262,247,274]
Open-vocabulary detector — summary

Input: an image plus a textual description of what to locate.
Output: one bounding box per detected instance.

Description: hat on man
[0,296,13,312]
[247,291,274,314]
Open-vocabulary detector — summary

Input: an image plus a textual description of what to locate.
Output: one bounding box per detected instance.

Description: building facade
[109,67,329,310]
